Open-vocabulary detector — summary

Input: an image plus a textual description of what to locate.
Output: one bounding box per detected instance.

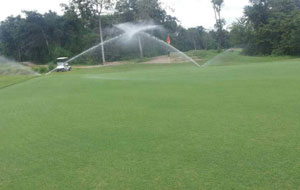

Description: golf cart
[56,57,72,72]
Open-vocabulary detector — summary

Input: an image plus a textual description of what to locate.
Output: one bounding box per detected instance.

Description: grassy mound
[0,57,39,88]
[200,49,298,66]
[0,57,38,76]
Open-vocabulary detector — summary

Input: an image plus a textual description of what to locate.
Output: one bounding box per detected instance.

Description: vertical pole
[99,15,106,64]
[217,7,222,52]
[138,35,144,59]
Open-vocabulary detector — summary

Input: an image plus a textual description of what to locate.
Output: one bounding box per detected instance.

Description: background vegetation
[231,0,300,55]
[0,0,226,64]
[1,0,300,64]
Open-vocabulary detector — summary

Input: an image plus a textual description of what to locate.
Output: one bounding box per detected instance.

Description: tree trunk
[138,35,144,59]
[18,48,22,62]
[41,29,50,54]
[213,4,222,52]
[218,30,222,52]
[99,16,106,64]
[217,11,222,52]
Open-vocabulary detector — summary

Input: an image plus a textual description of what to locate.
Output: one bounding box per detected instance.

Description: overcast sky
[0,0,249,29]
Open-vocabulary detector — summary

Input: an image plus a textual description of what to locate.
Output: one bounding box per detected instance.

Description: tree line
[0,0,228,64]
[0,0,300,64]
[231,0,300,55]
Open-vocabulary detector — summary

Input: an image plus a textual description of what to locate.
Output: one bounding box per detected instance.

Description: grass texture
[0,51,300,189]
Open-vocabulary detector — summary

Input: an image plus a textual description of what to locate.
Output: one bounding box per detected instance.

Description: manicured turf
[0,75,35,89]
[1,53,300,189]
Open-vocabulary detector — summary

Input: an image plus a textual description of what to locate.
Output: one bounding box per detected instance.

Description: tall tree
[62,0,114,64]
[240,0,300,55]
[0,16,24,61]
[93,0,114,63]
[211,0,224,51]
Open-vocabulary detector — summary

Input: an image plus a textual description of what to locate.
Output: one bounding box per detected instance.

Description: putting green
[1,58,300,189]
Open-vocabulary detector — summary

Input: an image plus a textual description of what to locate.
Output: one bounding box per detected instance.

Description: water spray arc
[66,34,125,64]
[47,22,201,75]
[141,32,201,67]
[201,49,232,67]
[64,23,162,65]
[46,34,125,75]
[0,56,40,76]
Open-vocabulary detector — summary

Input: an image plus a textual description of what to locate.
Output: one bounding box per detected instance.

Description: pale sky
[0,0,249,29]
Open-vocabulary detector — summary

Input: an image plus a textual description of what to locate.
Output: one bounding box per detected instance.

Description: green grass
[0,75,35,89]
[1,53,300,189]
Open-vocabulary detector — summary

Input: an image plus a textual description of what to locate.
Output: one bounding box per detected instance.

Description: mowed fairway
[1,58,300,189]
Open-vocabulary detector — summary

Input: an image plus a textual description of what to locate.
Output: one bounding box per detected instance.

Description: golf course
[1,51,300,189]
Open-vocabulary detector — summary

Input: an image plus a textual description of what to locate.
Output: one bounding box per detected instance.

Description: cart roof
[57,57,69,60]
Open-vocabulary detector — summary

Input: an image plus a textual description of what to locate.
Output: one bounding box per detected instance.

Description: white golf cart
[56,57,72,72]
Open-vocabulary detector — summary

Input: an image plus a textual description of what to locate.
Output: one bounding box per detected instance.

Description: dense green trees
[2,0,300,64]
[230,0,300,56]
[63,0,115,63]
[0,16,24,61]
[0,10,88,63]
[0,0,236,64]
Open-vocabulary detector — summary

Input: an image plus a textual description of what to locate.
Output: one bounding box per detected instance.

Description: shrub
[33,67,49,74]
[48,62,55,71]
